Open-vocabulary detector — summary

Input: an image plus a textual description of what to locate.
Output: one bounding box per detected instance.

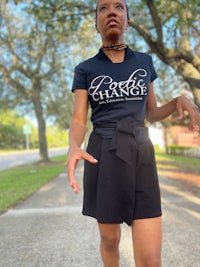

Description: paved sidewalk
[0,162,199,267]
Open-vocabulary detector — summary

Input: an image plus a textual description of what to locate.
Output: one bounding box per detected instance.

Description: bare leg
[98,223,121,267]
[132,217,162,267]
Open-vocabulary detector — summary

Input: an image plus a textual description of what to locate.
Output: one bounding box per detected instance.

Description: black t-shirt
[72,46,157,125]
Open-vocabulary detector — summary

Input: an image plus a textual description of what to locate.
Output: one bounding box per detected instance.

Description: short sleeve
[72,65,88,92]
[149,56,157,82]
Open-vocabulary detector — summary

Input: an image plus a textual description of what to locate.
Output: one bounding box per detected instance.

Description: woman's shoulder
[75,52,100,70]
[130,49,152,60]
[127,48,154,66]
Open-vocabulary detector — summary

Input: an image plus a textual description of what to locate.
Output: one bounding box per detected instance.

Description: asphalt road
[0,148,68,170]
[0,161,199,267]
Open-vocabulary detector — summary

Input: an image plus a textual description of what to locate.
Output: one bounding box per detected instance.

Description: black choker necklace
[101,43,127,51]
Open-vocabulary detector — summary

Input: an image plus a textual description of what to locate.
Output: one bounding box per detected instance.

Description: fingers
[67,158,80,194]
[188,105,200,131]
[83,151,98,164]
[176,102,184,120]
[176,96,200,131]
[70,178,81,194]
[66,149,98,194]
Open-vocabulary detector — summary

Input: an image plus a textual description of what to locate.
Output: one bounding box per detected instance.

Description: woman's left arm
[146,83,200,131]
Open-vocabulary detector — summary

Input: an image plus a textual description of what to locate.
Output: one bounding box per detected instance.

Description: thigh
[132,217,162,265]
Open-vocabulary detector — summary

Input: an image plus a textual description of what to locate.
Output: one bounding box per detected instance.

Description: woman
[66,0,200,266]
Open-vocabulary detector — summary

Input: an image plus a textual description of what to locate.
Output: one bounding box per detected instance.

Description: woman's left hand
[176,96,200,131]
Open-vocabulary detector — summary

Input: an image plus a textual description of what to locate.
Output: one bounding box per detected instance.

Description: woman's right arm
[66,90,98,194]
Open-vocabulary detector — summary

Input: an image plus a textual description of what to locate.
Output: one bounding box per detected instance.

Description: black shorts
[82,131,162,226]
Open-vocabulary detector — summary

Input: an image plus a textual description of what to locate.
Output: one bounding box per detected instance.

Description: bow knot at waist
[94,117,149,164]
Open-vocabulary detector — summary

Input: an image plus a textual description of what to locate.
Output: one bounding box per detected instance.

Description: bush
[168,145,189,155]
[168,145,200,158]
[184,147,200,158]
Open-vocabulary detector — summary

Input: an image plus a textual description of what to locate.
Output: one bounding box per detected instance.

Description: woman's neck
[102,36,125,46]
[103,49,126,63]
[101,37,126,63]
[101,43,127,51]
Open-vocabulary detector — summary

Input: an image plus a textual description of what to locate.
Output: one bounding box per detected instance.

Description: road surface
[0,161,199,267]
[0,148,68,170]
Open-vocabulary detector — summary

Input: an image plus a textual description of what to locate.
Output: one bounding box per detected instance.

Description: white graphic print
[88,69,148,104]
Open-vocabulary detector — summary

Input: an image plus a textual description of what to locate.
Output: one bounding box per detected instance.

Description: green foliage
[168,145,190,156]
[47,126,68,148]
[0,1,77,159]
[1,0,200,143]
[25,0,96,32]
[167,145,200,158]
[0,109,69,150]
[128,0,200,51]
[0,110,26,149]
[45,86,74,130]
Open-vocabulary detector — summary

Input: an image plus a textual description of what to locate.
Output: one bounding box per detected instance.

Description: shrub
[168,145,200,158]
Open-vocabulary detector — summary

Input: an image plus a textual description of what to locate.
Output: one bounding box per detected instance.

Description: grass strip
[0,155,66,214]
[156,151,200,173]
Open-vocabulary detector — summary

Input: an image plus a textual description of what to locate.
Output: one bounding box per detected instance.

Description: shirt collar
[95,46,132,62]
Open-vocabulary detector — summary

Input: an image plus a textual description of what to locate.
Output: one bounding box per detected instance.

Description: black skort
[82,130,162,226]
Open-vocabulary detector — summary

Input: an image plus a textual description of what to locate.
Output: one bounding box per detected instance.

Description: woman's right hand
[66,146,98,194]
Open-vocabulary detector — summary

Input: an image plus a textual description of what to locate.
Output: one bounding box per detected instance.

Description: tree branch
[166,48,200,72]
[144,0,163,44]
[0,64,30,97]
[129,20,200,71]
[1,36,33,78]
[129,20,168,63]
[35,37,50,74]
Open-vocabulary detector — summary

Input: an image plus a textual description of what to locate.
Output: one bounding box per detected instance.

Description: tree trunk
[32,78,49,161]
[163,127,169,154]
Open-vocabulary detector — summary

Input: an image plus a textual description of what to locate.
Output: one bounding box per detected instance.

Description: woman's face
[96,0,129,43]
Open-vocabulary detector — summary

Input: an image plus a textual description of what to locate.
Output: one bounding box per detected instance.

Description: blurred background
[0,0,200,160]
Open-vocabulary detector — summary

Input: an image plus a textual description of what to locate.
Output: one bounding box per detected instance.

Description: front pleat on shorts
[82,131,162,226]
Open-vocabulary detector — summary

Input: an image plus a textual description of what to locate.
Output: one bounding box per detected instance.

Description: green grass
[155,151,200,173]
[0,155,66,214]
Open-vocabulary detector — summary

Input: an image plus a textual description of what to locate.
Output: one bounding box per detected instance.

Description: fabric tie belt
[94,116,149,164]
